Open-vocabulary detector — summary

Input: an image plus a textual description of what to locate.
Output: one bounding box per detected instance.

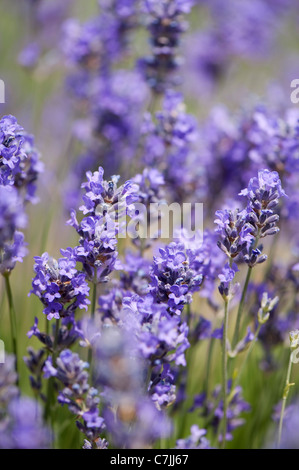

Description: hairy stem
[221,297,229,449]
[204,337,215,397]
[228,325,261,403]
[3,273,18,383]
[88,270,98,375]
[232,267,252,348]
[277,353,294,448]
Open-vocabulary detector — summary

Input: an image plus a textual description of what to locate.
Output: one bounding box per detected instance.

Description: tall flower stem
[232,266,252,349]
[3,272,18,382]
[88,269,98,373]
[204,337,215,397]
[221,296,230,449]
[228,325,261,403]
[44,319,60,422]
[277,352,294,448]
[232,233,261,348]
[52,319,60,367]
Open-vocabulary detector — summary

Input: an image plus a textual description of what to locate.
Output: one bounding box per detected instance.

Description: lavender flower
[122,294,190,367]
[175,425,211,449]
[0,355,18,415]
[30,251,90,320]
[150,241,203,315]
[0,115,43,203]
[218,262,239,298]
[44,350,106,448]
[0,186,27,274]
[79,166,138,217]
[192,381,250,443]
[0,354,50,449]
[142,91,203,203]
[215,208,254,259]
[139,0,195,92]
[0,397,51,449]
[94,326,171,448]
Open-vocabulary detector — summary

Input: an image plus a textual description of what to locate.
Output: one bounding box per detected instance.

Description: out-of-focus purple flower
[122,294,190,367]
[27,316,82,357]
[104,396,171,449]
[175,425,211,449]
[19,0,73,70]
[63,0,138,70]
[0,353,50,449]
[139,0,195,92]
[0,355,19,415]
[0,186,27,274]
[183,0,295,94]
[23,347,45,394]
[191,315,212,342]
[141,91,204,203]
[64,69,148,210]
[0,397,51,449]
[0,115,43,204]
[18,42,41,68]
[192,380,250,443]
[271,401,299,449]
[120,252,151,296]
[93,326,171,448]
[43,349,106,447]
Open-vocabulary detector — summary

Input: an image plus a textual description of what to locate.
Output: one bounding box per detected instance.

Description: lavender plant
[1,0,299,451]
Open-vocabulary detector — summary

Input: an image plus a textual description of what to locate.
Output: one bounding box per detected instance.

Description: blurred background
[1,0,299,449]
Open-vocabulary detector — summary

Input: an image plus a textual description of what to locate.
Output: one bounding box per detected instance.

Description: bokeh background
[1,0,299,449]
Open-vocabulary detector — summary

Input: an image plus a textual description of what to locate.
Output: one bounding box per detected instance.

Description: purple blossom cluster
[19,0,73,69]
[150,241,203,314]
[62,1,147,208]
[0,186,27,274]
[0,355,50,449]
[0,115,42,275]
[191,381,251,443]
[141,91,203,203]
[139,0,195,92]
[93,326,171,448]
[184,0,298,94]
[44,349,106,448]
[175,425,211,449]
[216,169,285,273]
[0,115,43,203]
[4,0,299,452]
[30,251,90,320]
[199,105,299,218]
[67,166,139,282]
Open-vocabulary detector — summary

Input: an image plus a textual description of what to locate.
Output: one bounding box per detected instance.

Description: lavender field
[1,0,299,450]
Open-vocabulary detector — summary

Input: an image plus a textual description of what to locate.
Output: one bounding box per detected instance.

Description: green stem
[88,272,98,373]
[204,337,215,397]
[52,319,60,366]
[228,325,261,403]
[177,342,195,439]
[3,273,18,382]
[232,267,252,348]
[232,231,262,348]
[44,319,60,423]
[277,353,294,448]
[221,297,229,449]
